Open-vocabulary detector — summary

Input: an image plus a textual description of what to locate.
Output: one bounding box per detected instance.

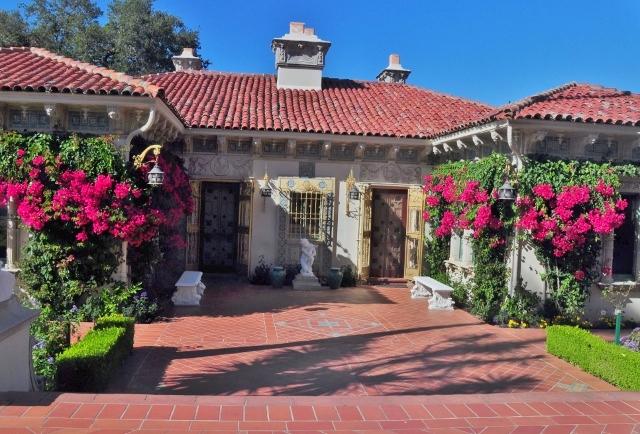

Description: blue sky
[3,0,640,106]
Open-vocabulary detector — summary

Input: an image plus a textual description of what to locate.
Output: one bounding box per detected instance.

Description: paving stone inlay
[102,275,617,397]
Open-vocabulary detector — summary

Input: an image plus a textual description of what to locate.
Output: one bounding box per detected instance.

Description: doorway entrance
[370,189,407,278]
[200,182,240,273]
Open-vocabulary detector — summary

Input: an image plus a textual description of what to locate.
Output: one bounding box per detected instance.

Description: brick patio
[1,274,637,432]
[106,275,616,396]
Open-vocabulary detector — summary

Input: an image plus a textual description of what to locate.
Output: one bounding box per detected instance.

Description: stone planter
[271,267,286,289]
[327,268,343,290]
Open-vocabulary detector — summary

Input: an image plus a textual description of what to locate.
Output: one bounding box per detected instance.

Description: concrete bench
[172,271,205,306]
[411,276,455,310]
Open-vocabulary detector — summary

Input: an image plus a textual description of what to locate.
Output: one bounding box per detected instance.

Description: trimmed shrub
[546,325,640,390]
[55,316,135,392]
[96,315,135,351]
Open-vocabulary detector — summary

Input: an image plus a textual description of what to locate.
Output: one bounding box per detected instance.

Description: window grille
[287,191,326,241]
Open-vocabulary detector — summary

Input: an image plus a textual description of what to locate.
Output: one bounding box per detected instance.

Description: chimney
[172,48,202,71]
[271,22,331,91]
[377,54,410,83]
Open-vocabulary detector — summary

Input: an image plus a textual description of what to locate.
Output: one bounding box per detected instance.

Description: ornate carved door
[370,189,407,278]
[185,180,200,271]
[404,187,424,279]
[236,180,253,277]
[358,186,372,281]
[200,182,240,273]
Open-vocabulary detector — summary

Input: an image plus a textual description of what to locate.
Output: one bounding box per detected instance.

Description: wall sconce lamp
[497,180,516,201]
[345,167,360,215]
[260,166,272,197]
[133,144,164,186]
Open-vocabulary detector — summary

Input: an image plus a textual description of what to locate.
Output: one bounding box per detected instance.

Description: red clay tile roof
[435,82,640,138]
[500,82,640,126]
[146,70,497,139]
[0,47,162,97]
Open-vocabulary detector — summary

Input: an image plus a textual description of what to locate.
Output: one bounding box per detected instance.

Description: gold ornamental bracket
[133,144,164,186]
[345,167,360,215]
[133,144,163,169]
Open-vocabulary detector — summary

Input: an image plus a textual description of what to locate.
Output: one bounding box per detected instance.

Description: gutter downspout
[124,106,157,160]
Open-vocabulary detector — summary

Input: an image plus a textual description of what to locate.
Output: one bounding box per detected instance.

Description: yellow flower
[522,322,528,328]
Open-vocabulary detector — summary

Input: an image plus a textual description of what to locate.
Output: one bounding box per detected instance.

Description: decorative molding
[227,139,252,154]
[9,109,50,130]
[185,155,252,178]
[43,104,55,117]
[585,138,617,157]
[396,147,419,164]
[69,110,109,132]
[583,133,599,145]
[106,106,119,119]
[360,163,421,184]
[330,144,356,161]
[298,162,315,178]
[261,140,286,157]
[296,142,321,159]
[456,140,467,149]
[490,130,503,143]
[472,135,483,146]
[432,120,510,145]
[192,137,218,153]
[363,145,387,162]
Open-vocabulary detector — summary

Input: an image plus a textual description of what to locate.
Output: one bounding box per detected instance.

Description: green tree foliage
[0,0,205,76]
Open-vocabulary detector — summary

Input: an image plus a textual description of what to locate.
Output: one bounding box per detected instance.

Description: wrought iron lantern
[260,166,272,197]
[133,144,164,187]
[497,180,516,201]
[348,185,360,201]
[147,163,165,186]
[260,184,272,197]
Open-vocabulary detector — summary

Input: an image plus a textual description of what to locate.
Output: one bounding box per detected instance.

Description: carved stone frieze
[360,163,421,184]
[185,155,252,179]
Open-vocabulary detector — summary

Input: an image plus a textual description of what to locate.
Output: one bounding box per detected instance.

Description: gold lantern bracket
[133,144,163,169]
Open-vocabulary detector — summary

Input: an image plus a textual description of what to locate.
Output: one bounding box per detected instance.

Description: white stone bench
[172,271,205,306]
[411,276,455,310]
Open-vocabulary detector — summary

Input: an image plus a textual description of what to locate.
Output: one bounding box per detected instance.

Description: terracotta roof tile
[0,47,162,98]
[146,70,497,138]
[438,82,640,137]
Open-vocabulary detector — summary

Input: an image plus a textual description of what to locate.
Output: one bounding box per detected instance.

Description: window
[612,195,635,279]
[288,191,325,241]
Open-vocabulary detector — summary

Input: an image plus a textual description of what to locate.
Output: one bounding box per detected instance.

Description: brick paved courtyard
[2,274,639,432]
[106,275,615,396]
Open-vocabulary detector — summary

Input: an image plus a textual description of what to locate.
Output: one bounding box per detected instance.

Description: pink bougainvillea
[515,182,626,258]
[0,149,194,248]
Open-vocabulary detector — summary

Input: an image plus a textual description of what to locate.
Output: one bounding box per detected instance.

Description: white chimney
[377,54,410,83]
[271,22,331,91]
[172,48,202,71]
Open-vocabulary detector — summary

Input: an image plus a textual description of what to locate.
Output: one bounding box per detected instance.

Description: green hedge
[546,325,640,390]
[55,315,135,392]
[96,315,135,351]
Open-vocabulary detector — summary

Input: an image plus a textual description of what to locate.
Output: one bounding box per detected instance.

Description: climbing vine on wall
[0,131,193,383]
[423,153,513,321]
[517,156,627,316]
[423,152,630,321]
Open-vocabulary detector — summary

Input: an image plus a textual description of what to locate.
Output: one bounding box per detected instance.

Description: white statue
[300,238,316,276]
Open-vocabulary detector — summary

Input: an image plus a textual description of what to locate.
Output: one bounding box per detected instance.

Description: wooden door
[200,182,240,273]
[370,189,407,278]
[404,187,424,279]
[358,186,372,281]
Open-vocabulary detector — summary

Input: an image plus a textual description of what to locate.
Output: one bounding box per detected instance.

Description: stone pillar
[462,229,474,265]
[5,198,19,270]
[602,234,614,285]
[0,268,40,392]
